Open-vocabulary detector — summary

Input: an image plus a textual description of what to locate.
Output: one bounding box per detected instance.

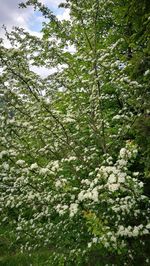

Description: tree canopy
[0,0,150,265]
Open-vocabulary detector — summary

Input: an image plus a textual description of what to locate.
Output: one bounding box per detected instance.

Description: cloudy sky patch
[0,0,67,34]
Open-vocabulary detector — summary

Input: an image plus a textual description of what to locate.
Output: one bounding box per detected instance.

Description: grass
[0,250,52,266]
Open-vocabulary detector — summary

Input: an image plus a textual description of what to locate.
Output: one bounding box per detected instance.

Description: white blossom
[108,183,120,191]
[69,203,78,217]
[30,163,38,170]
[0,150,8,158]
[108,174,116,183]
[16,160,25,165]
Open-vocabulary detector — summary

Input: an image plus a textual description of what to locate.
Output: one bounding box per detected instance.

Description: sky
[0,0,69,34]
[0,0,70,77]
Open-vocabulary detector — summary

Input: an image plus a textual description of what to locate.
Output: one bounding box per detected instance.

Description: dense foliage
[0,0,150,265]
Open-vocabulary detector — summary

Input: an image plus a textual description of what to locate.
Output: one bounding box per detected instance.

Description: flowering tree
[0,0,150,265]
